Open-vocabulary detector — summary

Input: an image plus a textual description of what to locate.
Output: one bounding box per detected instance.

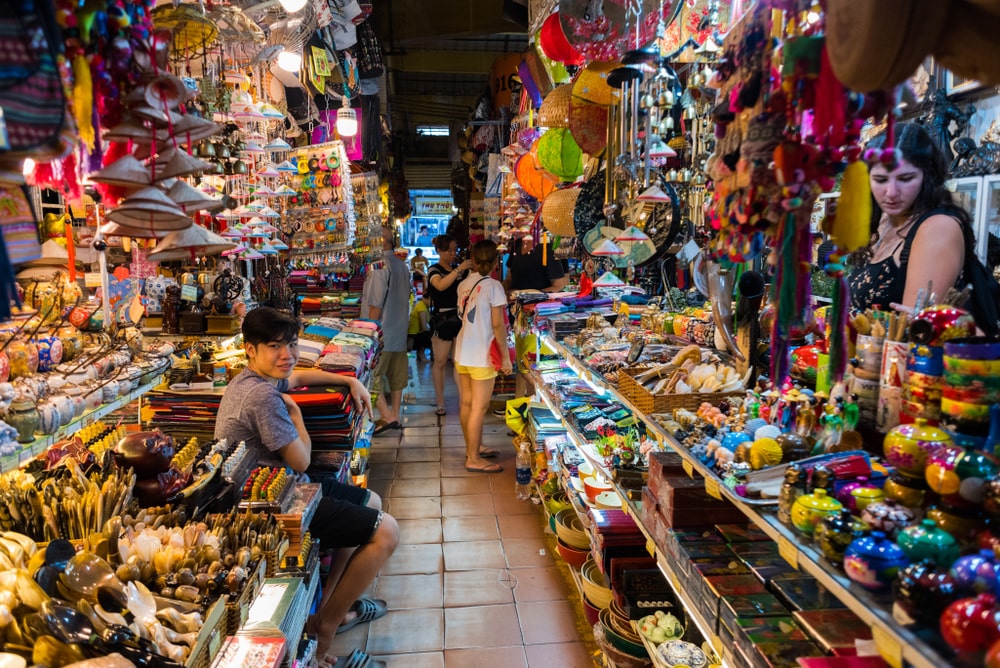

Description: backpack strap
[460,276,488,319]
[898,207,960,267]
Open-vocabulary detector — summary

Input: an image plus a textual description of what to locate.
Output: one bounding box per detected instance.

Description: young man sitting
[215,307,399,666]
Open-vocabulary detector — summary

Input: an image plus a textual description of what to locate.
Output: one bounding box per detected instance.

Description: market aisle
[327,359,597,667]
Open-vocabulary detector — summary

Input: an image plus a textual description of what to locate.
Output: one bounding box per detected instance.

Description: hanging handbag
[0,0,67,158]
[959,219,1000,335]
[355,22,384,79]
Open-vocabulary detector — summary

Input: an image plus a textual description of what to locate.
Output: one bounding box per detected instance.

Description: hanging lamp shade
[593,271,626,286]
[536,128,583,181]
[573,60,618,106]
[541,184,582,237]
[514,152,559,200]
[568,96,608,156]
[538,13,584,66]
[537,84,573,128]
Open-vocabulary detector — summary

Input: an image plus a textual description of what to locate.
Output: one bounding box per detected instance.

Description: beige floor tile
[510,567,572,603]
[443,569,516,607]
[397,518,443,544]
[524,642,596,667]
[401,435,440,449]
[368,462,396,480]
[367,478,391,499]
[375,573,443,609]
[392,478,442,497]
[444,604,523,649]
[441,494,495,517]
[403,404,439,414]
[503,537,554,569]
[492,491,539,516]
[442,516,500,542]
[441,424,465,435]
[325,621,369,657]
[373,430,402,443]
[517,601,582,645]
[402,413,439,427]
[498,513,546,540]
[444,646,527,668]
[366,608,444,654]
[441,460,482,478]
[399,426,441,438]
[370,449,397,464]
[396,461,441,479]
[381,543,443,575]
[385,496,441,520]
[443,540,506,570]
[441,477,493,496]
[397,448,442,463]
[373,652,444,668]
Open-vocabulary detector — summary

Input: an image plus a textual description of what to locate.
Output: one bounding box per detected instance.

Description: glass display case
[948,175,1000,270]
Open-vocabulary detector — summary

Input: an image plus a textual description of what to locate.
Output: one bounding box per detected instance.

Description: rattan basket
[542,185,581,237]
[538,84,573,128]
[617,367,743,414]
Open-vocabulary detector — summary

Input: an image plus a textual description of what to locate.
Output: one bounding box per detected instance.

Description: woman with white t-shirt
[455,240,512,473]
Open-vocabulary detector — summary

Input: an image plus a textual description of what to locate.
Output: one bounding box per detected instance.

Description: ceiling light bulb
[278,0,308,13]
[336,97,358,138]
[277,50,302,73]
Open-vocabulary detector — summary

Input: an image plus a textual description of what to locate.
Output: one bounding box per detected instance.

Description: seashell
[173,585,200,603]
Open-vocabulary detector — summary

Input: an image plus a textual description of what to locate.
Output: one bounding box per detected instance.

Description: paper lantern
[568,95,608,156]
[536,128,584,181]
[514,153,558,200]
[541,185,582,237]
[538,13,584,66]
[573,60,618,106]
[538,84,573,128]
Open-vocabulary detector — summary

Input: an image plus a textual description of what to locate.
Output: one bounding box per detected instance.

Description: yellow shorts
[455,363,497,381]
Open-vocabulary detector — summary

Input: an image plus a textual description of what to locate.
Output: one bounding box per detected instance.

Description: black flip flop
[373,421,400,435]
[336,598,388,634]
[331,649,386,668]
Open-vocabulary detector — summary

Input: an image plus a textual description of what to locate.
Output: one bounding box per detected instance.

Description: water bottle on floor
[515,441,532,500]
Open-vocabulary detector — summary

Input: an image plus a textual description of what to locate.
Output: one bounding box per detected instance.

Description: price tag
[682,460,694,478]
[645,538,655,558]
[704,477,722,500]
[778,536,799,569]
[84,272,103,287]
[180,284,198,302]
[871,626,903,668]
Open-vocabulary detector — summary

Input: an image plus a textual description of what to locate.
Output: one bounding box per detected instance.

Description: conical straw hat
[172,115,221,142]
[90,155,152,188]
[147,224,236,261]
[166,180,224,212]
[106,206,193,227]
[130,104,184,126]
[153,148,212,181]
[104,118,164,144]
[100,221,185,239]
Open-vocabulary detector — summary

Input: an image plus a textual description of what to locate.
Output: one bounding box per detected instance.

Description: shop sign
[414,196,454,216]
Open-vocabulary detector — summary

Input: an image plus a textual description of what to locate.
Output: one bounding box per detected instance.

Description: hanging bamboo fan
[152,4,220,63]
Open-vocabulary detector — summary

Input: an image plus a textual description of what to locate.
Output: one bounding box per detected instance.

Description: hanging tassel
[826,253,850,383]
[72,54,95,150]
[829,160,871,252]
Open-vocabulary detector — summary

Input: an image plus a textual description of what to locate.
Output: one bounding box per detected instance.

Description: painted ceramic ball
[776,432,811,463]
[940,593,1000,653]
[721,430,751,452]
[884,418,952,478]
[926,444,966,496]
[895,559,963,625]
[950,550,1000,595]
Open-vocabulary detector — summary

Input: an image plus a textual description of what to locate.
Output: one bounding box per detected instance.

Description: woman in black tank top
[427,234,473,414]
[848,123,967,311]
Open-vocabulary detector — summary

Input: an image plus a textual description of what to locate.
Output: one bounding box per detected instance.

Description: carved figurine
[162,284,181,335]
[919,88,975,164]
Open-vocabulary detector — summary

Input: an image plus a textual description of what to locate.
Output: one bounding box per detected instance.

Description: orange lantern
[515,151,558,200]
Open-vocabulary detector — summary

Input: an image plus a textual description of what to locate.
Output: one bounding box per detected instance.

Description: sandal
[435,406,447,416]
[478,447,499,458]
[328,649,386,668]
[336,597,388,634]
[465,462,504,473]
[373,420,400,435]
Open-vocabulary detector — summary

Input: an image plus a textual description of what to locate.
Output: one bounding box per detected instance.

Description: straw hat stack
[91,72,222,239]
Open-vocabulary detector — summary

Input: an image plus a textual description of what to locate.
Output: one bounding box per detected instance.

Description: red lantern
[539,13,584,66]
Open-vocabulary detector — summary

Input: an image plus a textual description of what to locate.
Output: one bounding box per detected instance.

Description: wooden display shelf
[537,332,952,668]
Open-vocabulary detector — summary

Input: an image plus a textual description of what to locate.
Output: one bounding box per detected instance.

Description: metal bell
[232,159,248,175]
[198,142,217,158]
[215,143,231,159]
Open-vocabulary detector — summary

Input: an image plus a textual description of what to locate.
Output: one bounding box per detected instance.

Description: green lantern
[536,128,583,181]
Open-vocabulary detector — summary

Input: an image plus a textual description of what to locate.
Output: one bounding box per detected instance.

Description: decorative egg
[950,550,1000,595]
[884,418,952,478]
[844,531,909,591]
[897,519,960,567]
[940,593,1000,653]
[895,559,963,626]
[749,438,783,470]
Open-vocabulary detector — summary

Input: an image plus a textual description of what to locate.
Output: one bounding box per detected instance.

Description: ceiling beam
[375,0,522,47]
[387,50,506,75]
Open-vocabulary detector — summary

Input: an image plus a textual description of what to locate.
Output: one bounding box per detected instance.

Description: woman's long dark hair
[850,122,970,267]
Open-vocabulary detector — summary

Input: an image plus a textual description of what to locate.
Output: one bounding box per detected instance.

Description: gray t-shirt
[215,369,299,467]
[360,250,411,352]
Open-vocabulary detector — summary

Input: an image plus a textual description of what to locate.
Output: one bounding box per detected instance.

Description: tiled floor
[328,359,598,667]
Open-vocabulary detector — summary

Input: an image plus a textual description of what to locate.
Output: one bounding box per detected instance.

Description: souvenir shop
[3,0,1000,667]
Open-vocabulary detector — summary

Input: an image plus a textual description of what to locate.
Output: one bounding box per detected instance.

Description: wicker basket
[538,83,572,128]
[184,596,227,668]
[541,185,581,237]
[617,367,743,414]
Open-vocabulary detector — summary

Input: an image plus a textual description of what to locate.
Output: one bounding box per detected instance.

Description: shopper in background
[415,225,433,246]
[215,307,398,666]
[503,237,569,401]
[849,122,967,312]
[455,239,512,473]
[410,247,429,292]
[362,226,412,433]
[426,233,473,416]
[408,292,432,362]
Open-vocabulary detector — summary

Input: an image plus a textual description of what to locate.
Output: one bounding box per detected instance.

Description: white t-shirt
[455,273,507,368]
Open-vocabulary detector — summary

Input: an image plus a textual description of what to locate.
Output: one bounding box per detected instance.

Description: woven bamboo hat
[100,221,185,239]
[166,179,224,212]
[153,147,212,181]
[90,155,153,188]
[538,84,573,128]
[104,118,166,145]
[148,224,235,261]
[825,0,951,91]
[541,184,581,237]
